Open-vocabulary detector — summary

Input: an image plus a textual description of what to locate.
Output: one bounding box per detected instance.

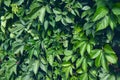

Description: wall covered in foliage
[0,0,120,80]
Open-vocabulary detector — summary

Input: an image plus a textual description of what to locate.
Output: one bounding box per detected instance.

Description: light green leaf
[46,5,52,13]
[87,43,91,53]
[61,18,67,25]
[83,22,94,30]
[63,40,68,48]
[95,53,102,67]
[33,50,38,58]
[64,50,73,56]
[96,16,109,31]
[48,55,54,66]
[16,0,24,5]
[90,49,101,59]
[82,58,88,72]
[1,26,5,33]
[80,42,87,56]
[108,74,116,80]
[33,60,39,75]
[53,8,61,14]
[93,6,108,21]
[9,23,24,33]
[1,20,6,28]
[39,6,46,23]
[79,73,88,80]
[106,30,114,42]
[109,17,117,30]
[89,69,97,77]
[4,0,11,7]
[64,16,74,23]
[71,55,78,62]
[14,45,24,54]
[101,54,109,71]
[76,68,83,74]
[82,6,90,10]
[62,62,71,67]
[40,56,47,64]
[55,15,62,21]
[63,56,72,61]
[73,41,85,51]
[11,4,19,14]
[112,8,120,15]
[105,54,118,64]
[40,63,47,72]
[44,20,48,30]
[76,57,84,68]
[104,44,115,54]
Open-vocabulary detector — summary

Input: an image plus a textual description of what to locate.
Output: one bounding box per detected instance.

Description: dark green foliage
[0,0,120,80]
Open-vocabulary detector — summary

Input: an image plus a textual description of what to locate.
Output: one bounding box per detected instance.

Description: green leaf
[1,26,5,33]
[55,15,62,21]
[93,6,108,21]
[80,42,87,56]
[11,4,19,14]
[61,18,67,25]
[63,40,68,48]
[76,57,84,68]
[33,50,38,58]
[4,0,11,7]
[62,65,73,79]
[96,16,109,31]
[82,6,90,10]
[89,69,97,77]
[105,54,118,64]
[64,50,73,56]
[33,60,39,75]
[64,16,74,23]
[108,74,116,80]
[71,55,78,62]
[46,5,52,13]
[40,63,47,73]
[26,2,40,19]
[9,23,24,33]
[63,56,72,61]
[44,20,49,30]
[16,0,24,5]
[82,58,88,72]
[39,6,46,23]
[83,22,94,30]
[14,45,24,54]
[76,68,83,74]
[73,41,84,51]
[95,53,102,67]
[104,44,115,54]
[106,30,114,42]
[101,54,109,71]
[40,56,47,64]
[48,55,54,66]
[53,8,61,14]
[90,49,101,59]
[62,62,71,67]
[109,17,117,30]
[112,8,120,15]
[74,2,82,8]
[87,43,91,53]
[1,20,6,28]
[79,73,88,80]
[6,13,13,19]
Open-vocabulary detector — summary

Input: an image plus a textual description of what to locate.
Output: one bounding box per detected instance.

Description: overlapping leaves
[0,0,120,80]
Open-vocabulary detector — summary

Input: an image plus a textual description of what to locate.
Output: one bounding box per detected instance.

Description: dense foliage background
[0,0,120,80]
